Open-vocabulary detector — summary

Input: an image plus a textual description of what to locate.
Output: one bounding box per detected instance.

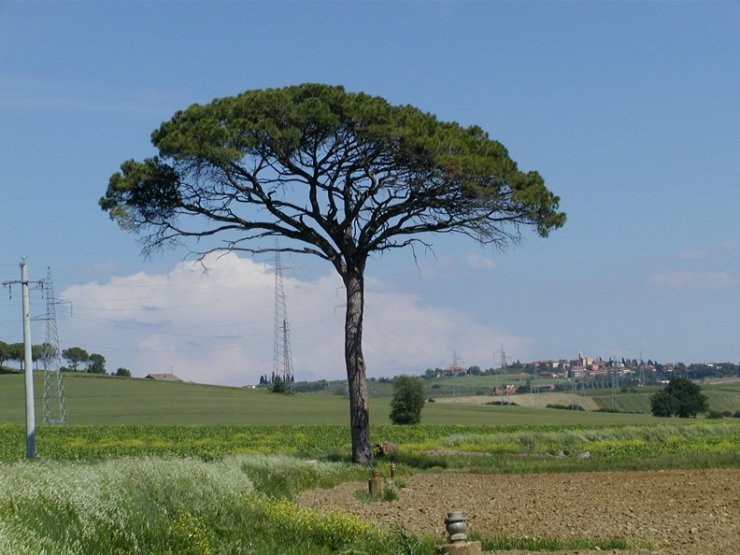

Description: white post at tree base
[20,259,36,459]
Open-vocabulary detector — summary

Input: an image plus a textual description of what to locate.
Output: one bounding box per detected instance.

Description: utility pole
[3,259,43,459]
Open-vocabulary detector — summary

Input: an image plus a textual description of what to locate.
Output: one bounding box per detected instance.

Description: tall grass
[0,456,398,555]
[0,421,736,476]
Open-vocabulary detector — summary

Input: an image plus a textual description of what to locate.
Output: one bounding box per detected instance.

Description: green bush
[389,376,425,425]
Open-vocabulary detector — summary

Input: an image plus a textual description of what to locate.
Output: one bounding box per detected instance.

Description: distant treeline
[0,341,130,377]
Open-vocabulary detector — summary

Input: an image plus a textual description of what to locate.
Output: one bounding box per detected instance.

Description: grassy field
[0,372,663,426]
[0,372,737,427]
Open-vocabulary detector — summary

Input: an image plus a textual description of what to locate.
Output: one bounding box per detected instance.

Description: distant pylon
[273,247,294,386]
[42,267,67,424]
[452,350,461,403]
[499,343,507,371]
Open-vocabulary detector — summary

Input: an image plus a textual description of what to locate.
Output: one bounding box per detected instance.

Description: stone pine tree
[62,346,89,372]
[100,84,565,464]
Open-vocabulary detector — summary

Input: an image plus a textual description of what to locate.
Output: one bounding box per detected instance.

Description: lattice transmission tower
[272,249,294,386]
[451,350,461,403]
[494,343,508,372]
[42,267,67,424]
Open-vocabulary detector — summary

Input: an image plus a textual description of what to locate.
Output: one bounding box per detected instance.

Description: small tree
[0,341,10,370]
[271,376,288,393]
[31,344,45,370]
[650,378,708,418]
[114,367,131,377]
[390,376,425,425]
[87,353,107,374]
[62,347,89,372]
[8,343,24,369]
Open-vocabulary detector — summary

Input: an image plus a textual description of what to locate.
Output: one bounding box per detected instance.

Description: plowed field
[298,469,739,554]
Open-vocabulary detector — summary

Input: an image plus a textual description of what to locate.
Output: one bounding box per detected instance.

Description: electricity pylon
[272,249,294,386]
[42,267,67,424]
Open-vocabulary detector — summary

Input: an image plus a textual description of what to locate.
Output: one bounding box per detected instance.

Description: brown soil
[298,469,740,555]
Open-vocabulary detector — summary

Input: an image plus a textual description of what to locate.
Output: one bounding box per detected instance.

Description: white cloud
[465,252,496,270]
[58,252,530,386]
[678,241,738,260]
[646,271,737,290]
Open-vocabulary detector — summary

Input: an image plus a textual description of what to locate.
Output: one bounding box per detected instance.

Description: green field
[3,372,737,426]
[0,372,662,426]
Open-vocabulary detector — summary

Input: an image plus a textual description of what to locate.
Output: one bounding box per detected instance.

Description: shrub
[389,376,424,425]
[546,403,584,411]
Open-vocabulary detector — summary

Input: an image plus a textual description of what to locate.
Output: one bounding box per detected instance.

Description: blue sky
[1,1,738,385]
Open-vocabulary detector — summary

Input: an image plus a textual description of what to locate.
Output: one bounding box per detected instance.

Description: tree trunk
[343,268,372,464]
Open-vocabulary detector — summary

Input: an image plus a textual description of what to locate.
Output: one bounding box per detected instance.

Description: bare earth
[298,469,740,555]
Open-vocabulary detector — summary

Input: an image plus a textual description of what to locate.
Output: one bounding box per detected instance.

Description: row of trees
[0,341,131,377]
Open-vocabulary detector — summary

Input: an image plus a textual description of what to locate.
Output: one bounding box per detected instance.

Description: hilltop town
[424,352,740,386]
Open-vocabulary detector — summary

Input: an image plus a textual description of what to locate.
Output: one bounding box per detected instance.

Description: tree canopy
[87,353,107,374]
[62,347,89,372]
[100,84,565,463]
[650,378,708,418]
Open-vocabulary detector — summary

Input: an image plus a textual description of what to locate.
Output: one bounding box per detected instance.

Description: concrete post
[439,511,482,555]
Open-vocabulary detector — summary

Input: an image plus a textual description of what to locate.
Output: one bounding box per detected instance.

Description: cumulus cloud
[645,271,737,290]
[59,252,529,386]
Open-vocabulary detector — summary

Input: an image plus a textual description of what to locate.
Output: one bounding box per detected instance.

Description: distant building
[145,373,183,382]
[493,384,517,396]
[569,366,587,378]
[443,365,467,377]
[530,383,556,393]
